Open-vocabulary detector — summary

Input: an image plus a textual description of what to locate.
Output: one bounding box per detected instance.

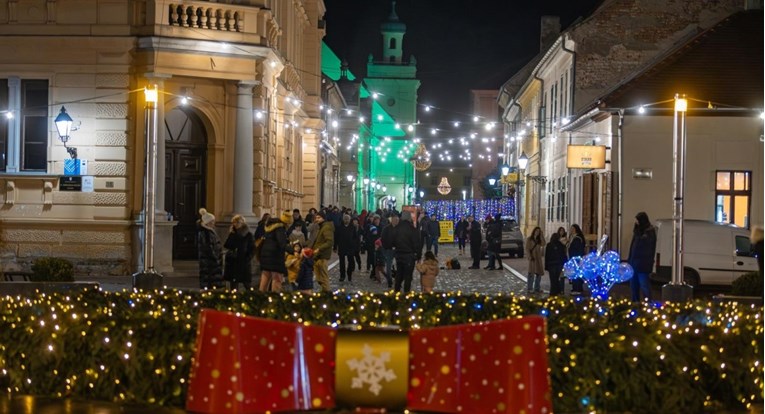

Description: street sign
[567,145,606,169]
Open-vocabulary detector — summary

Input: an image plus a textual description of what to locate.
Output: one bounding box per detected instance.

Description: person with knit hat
[196,208,222,289]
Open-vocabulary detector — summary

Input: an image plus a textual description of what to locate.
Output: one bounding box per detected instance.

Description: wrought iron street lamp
[54,106,77,159]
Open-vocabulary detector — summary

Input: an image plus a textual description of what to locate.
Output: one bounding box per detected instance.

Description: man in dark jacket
[544,232,568,296]
[467,216,482,269]
[426,214,441,256]
[627,211,657,301]
[485,213,503,270]
[379,214,399,288]
[392,211,421,293]
[312,211,335,292]
[335,214,357,282]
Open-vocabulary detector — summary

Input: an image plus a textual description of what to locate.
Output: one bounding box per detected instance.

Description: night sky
[323,0,602,118]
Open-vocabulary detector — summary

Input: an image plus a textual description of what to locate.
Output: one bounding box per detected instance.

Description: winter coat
[197,221,222,279]
[427,219,441,239]
[526,236,545,275]
[286,252,301,283]
[381,223,396,250]
[455,220,469,239]
[487,220,503,252]
[296,256,314,290]
[416,258,440,291]
[628,226,657,274]
[306,222,320,247]
[568,234,585,258]
[223,224,254,283]
[288,218,308,240]
[335,223,358,254]
[259,220,290,274]
[313,221,335,260]
[468,221,482,247]
[392,221,422,257]
[544,239,568,272]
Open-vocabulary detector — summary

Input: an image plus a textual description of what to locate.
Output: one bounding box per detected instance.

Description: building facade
[0,0,327,274]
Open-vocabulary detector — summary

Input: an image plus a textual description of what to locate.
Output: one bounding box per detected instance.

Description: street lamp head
[382,185,387,192]
[419,190,424,198]
[517,152,529,170]
[346,174,354,182]
[501,163,510,176]
[144,85,159,104]
[674,94,687,112]
[54,106,73,144]
[407,187,414,193]
[363,177,370,185]
[488,177,497,186]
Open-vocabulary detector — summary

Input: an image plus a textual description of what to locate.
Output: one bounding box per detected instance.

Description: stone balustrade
[168,2,244,32]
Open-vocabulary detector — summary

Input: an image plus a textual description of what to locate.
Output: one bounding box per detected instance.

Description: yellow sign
[567,145,606,169]
[438,221,454,243]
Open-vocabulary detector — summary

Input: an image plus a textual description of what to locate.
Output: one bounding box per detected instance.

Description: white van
[653,219,758,286]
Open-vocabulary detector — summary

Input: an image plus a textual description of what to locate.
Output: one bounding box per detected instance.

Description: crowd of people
[195,205,661,301]
[195,206,445,294]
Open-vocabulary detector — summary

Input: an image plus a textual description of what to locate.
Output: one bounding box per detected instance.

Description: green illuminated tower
[361,0,421,211]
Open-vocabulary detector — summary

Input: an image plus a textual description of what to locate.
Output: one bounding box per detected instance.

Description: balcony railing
[168,3,243,32]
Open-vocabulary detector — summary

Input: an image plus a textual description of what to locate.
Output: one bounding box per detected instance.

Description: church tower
[362,0,421,208]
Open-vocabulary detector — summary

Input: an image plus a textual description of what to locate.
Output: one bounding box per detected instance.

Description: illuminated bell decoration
[412,143,432,171]
[436,177,452,195]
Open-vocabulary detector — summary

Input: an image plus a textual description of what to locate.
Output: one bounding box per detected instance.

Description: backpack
[450,258,461,269]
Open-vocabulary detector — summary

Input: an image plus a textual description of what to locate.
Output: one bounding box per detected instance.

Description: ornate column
[233,81,257,219]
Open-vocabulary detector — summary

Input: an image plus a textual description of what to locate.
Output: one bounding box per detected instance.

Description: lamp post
[133,85,163,289]
[500,163,510,197]
[516,152,546,234]
[54,106,78,159]
[662,94,693,302]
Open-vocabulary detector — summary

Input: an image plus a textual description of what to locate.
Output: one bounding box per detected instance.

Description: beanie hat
[316,210,327,219]
[199,208,215,226]
[280,210,294,226]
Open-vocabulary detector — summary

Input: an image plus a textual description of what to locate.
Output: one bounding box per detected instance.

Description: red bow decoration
[186,309,552,414]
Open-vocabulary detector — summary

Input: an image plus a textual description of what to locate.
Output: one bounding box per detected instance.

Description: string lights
[0,289,760,413]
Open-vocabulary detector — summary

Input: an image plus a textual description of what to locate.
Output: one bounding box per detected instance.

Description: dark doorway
[164,108,207,260]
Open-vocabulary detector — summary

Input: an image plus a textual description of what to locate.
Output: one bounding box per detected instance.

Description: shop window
[715,170,751,228]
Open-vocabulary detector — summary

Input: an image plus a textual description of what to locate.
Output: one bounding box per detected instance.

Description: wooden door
[164,108,207,260]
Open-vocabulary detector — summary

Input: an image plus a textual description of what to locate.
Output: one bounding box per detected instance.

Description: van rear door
[686,226,733,285]
[733,234,759,279]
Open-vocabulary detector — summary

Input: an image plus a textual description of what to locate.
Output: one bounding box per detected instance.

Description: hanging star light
[563,235,633,300]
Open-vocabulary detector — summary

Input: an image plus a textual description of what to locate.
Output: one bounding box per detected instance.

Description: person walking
[467,216,482,269]
[455,217,468,255]
[556,226,568,246]
[392,211,421,293]
[352,217,363,270]
[257,211,291,292]
[485,213,503,270]
[416,251,439,293]
[379,214,399,288]
[223,215,254,290]
[312,211,334,292]
[568,224,586,295]
[426,214,441,256]
[196,208,222,289]
[545,232,568,296]
[335,214,357,283]
[627,212,657,302]
[526,227,545,294]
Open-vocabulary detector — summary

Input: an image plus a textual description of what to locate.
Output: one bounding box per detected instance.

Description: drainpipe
[562,34,576,234]
[533,74,545,236]
[616,109,624,254]
[510,101,523,225]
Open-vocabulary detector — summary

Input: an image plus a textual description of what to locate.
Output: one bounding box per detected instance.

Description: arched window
[389,38,396,49]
